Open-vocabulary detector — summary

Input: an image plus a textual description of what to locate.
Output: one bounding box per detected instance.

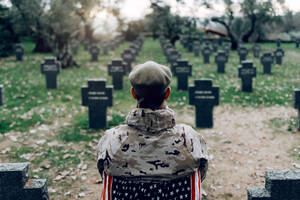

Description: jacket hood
[126,107,176,133]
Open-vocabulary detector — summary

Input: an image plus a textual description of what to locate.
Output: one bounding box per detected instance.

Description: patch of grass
[269,116,297,133]
[58,126,95,142]
[107,113,126,128]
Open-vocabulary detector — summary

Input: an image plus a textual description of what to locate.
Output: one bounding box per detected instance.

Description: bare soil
[178,105,300,200]
[1,105,300,200]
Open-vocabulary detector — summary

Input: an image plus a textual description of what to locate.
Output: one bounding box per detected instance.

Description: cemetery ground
[0,38,300,200]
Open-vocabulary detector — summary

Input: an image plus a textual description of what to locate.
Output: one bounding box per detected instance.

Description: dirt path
[178,105,300,200]
[1,105,300,200]
[81,105,300,200]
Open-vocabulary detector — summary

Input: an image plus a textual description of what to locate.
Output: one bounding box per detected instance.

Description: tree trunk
[55,34,78,69]
[242,15,256,43]
[211,17,239,50]
[33,36,52,53]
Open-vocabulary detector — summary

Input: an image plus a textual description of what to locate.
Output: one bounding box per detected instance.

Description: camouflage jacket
[97,107,208,181]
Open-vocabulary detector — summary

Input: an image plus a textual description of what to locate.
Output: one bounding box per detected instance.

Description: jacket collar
[126,107,176,133]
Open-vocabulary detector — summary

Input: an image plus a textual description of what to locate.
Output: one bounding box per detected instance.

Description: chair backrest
[101,169,202,200]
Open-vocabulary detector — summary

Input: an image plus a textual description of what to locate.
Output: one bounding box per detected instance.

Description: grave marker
[41,57,61,89]
[167,49,181,66]
[223,43,231,56]
[0,85,3,106]
[193,42,201,57]
[173,60,192,90]
[83,40,90,51]
[274,48,285,65]
[276,39,281,47]
[252,43,261,58]
[121,49,135,72]
[248,170,300,200]
[81,79,113,129]
[202,45,211,64]
[187,37,194,52]
[108,59,126,90]
[238,46,248,63]
[102,43,109,55]
[212,42,218,52]
[238,61,257,92]
[293,88,300,131]
[215,51,228,73]
[189,79,219,128]
[0,163,49,200]
[15,44,24,61]
[296,39,299,48]
[261,52,274,74]
[71,42,79,55]
[89,45,100,62]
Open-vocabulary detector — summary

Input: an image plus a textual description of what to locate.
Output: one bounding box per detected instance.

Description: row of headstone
[79,36,125,57]
[121,36,144,73]
[160,37,191,91]
[248,170,300,200]
[160,36,219,128]
[0,163,49,200]
[81,36,144,130]
[108,36,144,90]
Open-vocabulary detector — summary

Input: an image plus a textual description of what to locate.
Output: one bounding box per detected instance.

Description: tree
[10,0,52,52]
[212,0,283,49]
[145,0,200,45]
[0,3,19,57]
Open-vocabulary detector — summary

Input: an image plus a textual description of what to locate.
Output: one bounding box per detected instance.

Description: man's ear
[165,87,171,100]
[131,87,137,99]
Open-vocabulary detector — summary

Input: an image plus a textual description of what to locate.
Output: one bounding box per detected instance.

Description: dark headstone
[82,40,90,51]
[71,42,79,55]
[215,50,228,73]
[193,42,201,57]
[238,46,248,63]
[173,60,192,91]
[276,39,281,47]
[81,79,113,129]
[15,44,24,61]
[218,38,223,46]
[167,49,181,66]
[261,53,274,74]
[248,170,300,200]
[293,88,300,131]
[41,57,61,89]
[296,39,299,48]
[102,43,109,55]
[252,44,261,58]
[89,45,100,62]
[121,49,135,72]
[238,61,256,92]
[274,48,285,65]
[129,45,138,57]
[0,85,3,106]
[202,45,211,64]
[108,59,126,90]
[223,43,231,57]
[0,163,49,200]
[187,37,194,52]
[189,79,219,128]
[203,38,211,46]
[212,42,218,52]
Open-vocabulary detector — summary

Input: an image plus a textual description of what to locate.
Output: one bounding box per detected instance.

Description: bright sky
[120,0,300,20]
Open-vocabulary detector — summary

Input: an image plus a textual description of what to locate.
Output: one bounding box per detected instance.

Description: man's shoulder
[174,123,197,134]
[104,124,133,136]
